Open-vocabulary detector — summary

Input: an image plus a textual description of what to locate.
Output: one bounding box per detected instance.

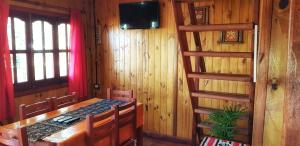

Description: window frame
[8,10,70,97]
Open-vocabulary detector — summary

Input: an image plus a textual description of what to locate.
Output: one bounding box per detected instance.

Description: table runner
[26,99,126,142]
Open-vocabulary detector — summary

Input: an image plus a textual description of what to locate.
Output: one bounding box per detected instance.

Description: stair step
[197,122,249,135]
[191,90,250,103]
[187,72,252,82]
[179,23,254,32]
[194,107,249,120]
[183,51,253,58]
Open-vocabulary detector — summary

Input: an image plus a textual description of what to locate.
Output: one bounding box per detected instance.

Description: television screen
[119,1,160,29]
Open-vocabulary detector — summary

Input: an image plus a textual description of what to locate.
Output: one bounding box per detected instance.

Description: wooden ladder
[171,0,259,145]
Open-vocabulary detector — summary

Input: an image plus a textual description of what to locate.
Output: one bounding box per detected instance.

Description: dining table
[1,98,144,146]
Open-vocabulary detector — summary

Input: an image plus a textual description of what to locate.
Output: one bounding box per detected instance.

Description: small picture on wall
[219,30,243,44]
[195,6,209,25]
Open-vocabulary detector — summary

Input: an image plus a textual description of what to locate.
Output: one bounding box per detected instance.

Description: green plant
[207,105,246,140]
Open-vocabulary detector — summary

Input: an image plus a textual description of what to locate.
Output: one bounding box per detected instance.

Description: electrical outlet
[94,83,100,90]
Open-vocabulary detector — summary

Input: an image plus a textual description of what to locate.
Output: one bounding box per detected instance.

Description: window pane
[32,21,43,50]
[16,53,28,83]
[67,24,70,49]
[45,53,54,79]
[7,17,12,50]
[44,22,53,50]
[34,53,44,80]
[58,24,66,50]
[10,54,14,83]
[59,52,67,76]
[14,18,26,50]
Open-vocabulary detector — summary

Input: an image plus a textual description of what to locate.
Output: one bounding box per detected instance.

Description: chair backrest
[116,99,137,145]
[0,127,28,146]
[19,98,53,120]
[52,92,77,109]
[86,107,118,146]
[107,88,133,102]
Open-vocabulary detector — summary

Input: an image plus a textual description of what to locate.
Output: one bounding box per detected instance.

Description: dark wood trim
[144,132,191,145]
[252,0,273,145]
[15,83,68,97]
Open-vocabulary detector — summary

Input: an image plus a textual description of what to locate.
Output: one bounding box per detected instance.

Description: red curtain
[0,0,15,121]
[68,10,88,98]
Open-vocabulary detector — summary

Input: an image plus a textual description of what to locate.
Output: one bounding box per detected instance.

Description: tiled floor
[144,137,190,146]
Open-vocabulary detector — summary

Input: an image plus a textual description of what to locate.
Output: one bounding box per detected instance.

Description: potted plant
[200,105,249,146]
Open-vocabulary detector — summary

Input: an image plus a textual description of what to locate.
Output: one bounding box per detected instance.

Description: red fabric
[68,10,88,98]
[0,0,15,121]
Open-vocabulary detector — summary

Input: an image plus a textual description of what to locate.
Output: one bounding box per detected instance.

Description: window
[7,11,70,95]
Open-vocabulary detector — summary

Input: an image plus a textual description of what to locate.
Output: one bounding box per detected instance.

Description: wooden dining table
[1,98,144,146]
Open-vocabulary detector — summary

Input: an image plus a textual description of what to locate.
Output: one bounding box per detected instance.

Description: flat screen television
[119,1,160,29]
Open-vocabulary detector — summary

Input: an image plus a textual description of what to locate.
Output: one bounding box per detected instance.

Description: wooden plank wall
[95,0,254,139]
[262,0,290,145]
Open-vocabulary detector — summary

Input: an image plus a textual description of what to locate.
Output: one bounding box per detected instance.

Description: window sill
[15,83,68,98]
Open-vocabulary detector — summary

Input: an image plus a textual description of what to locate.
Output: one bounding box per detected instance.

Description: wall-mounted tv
[119,1,160,29]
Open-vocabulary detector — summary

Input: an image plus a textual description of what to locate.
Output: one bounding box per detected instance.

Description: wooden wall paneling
[221,0,230,108]
[154,11,161,134]
[147,29,155,133]
[252,0,273,145]
[166,0,177,136]
[263,0,289,145]
[142,29,149,132]
[212,0,222,110]
[284,0,300,145]
[96,0,260,140]
[160,0,168,135]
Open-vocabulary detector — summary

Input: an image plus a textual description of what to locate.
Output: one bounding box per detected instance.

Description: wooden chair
[116,99,137,146]
[52,92,78,109]
[107,88,133,102]
[19,98,53,120]
[86,107,118,146]
[0,127,28,146]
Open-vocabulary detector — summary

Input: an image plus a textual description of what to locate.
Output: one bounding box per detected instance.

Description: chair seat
[200,137,249,146]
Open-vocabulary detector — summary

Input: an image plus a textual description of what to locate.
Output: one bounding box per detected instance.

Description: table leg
[137,126,143,146]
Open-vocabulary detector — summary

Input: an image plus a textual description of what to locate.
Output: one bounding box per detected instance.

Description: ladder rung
[179,23,254,32]
[191,90,250,103]
[187,72,252,82]
[197,122,249,135]
[183,51,253,58]
[194,107,249,120]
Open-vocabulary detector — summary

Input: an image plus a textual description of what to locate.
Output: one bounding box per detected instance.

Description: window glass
[14,18,26,50]
[45,53,54,79]
[34,53,44,80]
[58,24,66,50]
[67,24,70,49]
[32,21,43,50]
[16,53,28,83]
[7,17,12,50]
[10,54,14,83]
[44,22,53,50]
[59,52,67,76]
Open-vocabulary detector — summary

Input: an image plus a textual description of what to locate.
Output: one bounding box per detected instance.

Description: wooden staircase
[171,0,259,145]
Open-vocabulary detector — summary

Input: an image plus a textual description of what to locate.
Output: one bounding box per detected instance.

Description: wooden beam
[252,0,273,145]
[284,0,300,145]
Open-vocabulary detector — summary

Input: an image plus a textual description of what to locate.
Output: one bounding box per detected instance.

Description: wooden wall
[262,0,290,145]
[95,0,254,139]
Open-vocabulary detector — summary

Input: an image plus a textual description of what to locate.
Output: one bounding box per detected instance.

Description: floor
[144,137,189,146]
